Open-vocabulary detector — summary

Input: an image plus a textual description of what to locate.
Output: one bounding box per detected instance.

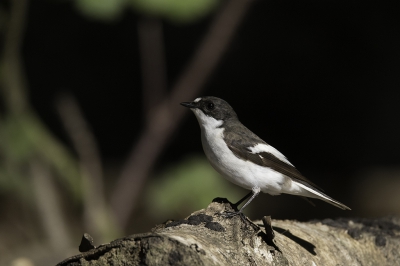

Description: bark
[57,199,400,266]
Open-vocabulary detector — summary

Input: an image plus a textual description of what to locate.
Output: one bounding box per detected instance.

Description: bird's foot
[220,210,245,220]
[218,211,259,231]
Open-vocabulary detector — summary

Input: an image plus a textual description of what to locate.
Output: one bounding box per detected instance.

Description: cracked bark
[57,199,400,266]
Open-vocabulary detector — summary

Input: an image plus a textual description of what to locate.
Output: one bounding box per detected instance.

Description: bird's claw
[218,211,260,230]
[219,211,245,221]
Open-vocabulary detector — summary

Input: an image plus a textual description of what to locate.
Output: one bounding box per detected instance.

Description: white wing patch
[194,97,202,102]
[249,143,294,166]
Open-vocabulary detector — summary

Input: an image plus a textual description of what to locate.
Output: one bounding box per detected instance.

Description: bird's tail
[295,182,351,210]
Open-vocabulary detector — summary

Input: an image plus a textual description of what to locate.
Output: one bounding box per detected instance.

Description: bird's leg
[220,187,261,224]
[238,187,260,212]
[232,191,253,210]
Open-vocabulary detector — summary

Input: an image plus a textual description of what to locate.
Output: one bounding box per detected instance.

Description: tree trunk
[57,199,400,266]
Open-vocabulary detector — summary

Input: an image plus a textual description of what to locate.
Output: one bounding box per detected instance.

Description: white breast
[192,109,288,195]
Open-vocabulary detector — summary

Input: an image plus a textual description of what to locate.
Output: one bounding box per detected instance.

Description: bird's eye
[206,103,214,110]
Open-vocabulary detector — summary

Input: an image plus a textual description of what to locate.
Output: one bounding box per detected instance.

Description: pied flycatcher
[181,96,350,215]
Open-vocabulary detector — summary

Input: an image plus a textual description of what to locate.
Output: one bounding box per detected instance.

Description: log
[57,198,400,266]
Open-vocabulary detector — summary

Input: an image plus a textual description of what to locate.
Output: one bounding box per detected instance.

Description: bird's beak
[180,101,197,108]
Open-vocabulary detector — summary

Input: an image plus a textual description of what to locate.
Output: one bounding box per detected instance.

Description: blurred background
[1,0,400,265]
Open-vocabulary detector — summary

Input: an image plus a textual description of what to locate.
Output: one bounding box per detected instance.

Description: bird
[180,96,350,216]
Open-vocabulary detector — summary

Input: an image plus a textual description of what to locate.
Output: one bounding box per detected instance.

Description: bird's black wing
[223,127,323,192]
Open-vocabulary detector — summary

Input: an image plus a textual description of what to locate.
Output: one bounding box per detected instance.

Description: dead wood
[57,199,400,266]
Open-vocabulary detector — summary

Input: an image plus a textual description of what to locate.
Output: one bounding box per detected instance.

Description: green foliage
[129,0,219,23]
[0,113,82,200]
[73,0,220,23]
[74,0,125,21]
[0,166,30,200]
[145,156,243,220]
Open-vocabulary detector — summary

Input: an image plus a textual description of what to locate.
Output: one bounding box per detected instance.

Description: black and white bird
[181,96,350,215]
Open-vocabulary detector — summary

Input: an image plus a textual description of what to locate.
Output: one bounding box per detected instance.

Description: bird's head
[181,96,238,129]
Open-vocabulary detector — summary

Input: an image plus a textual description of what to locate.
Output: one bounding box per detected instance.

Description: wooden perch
[57,199,400,265]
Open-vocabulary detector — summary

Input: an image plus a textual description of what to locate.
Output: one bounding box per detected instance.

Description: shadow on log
[57,199,400,265]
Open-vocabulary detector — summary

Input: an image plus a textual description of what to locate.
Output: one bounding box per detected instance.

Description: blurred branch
[111,0,254,229]
[138,17,168,119]
[57,94,118,241]
[0,0,83,200]
[30,159,71,252]
[1,0,29,114]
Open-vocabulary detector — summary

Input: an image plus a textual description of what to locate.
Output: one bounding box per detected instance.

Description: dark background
[2,0,400,264]
[27,0,400,165]
[27,0,400,213]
